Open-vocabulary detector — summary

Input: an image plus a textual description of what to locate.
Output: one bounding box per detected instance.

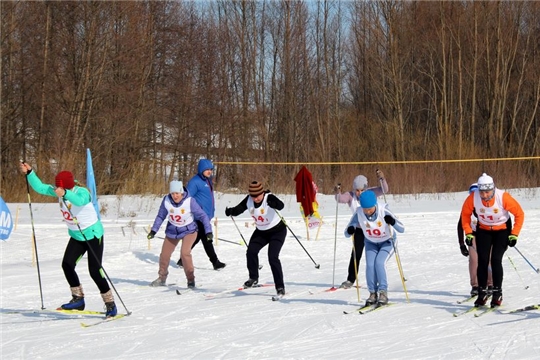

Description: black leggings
[246,224,287,289]
[475,228,509,289]
[191,220,218,264]
[62,236,110,294]
[346,228,365,283]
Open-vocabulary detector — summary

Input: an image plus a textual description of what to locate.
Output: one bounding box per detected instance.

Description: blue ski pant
[364,238,395,293]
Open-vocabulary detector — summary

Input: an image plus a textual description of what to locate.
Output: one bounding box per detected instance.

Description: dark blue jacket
[187,159,215,218]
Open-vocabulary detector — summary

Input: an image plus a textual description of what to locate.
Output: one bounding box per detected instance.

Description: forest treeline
[1,1,539,202]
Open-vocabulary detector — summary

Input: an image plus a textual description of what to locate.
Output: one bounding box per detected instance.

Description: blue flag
[86,148,101,220]
[0,196,13,241]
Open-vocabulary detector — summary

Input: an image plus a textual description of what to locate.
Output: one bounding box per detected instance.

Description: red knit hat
[55,171,75,189]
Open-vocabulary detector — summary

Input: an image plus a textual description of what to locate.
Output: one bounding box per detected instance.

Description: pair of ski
[55,308,129,327]
[80,313,128,327]
[7,308,127,327]
[343,303,393,315]
[453,294,498,317]
[454,304,502,318]
[203,283,275,299]
[309,285,360,295]
[500,304,540,314]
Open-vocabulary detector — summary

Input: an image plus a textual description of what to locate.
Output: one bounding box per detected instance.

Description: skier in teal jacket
[19,162,117,317]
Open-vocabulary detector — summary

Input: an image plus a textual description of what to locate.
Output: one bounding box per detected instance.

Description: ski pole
[379,172,409,302]
[61,199,132,316]
[276,211,320,269]
[157,235,242,246]
[330,183,341,290]
[22,162,45,310]
[391,233,410,302]
[513,246,540,274]
[507,255,529,290]
[230,216,263,269]
[378,172,407,281]
[352,237,361,303]
[230,216,248,247]
[217,237,243,246]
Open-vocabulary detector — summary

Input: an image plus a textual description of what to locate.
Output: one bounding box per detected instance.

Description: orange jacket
[461,191,524,235]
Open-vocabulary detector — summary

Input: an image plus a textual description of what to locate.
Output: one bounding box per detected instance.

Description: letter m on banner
[0,196,13,241]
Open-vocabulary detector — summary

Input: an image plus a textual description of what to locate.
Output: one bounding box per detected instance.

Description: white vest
[59,190,98,231]
[355,204,392,243]
[247,194,280,231]
[349,196,360,214]
[164,197,194,227]
[473,189,509,228]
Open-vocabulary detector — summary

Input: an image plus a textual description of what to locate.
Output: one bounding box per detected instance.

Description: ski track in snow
[2,190,540,359]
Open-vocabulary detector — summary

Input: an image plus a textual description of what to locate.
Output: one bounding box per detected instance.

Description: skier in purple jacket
[335,170,389,289]
[147,180,212,288]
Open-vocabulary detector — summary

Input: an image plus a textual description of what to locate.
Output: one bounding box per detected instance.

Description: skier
[19,162,117,317]
[461,173,525,308]
[457,183,493,296]
[176,159,225,270]
[147,180,213,289]
[334,169,389,289]
[225,181,287,297]
[344,190,404,306]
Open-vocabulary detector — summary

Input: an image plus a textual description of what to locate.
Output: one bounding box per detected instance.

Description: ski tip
[176,289,182,295]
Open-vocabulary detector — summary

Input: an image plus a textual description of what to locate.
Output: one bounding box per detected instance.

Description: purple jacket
[335,178,389,209]
[151,191,212,240]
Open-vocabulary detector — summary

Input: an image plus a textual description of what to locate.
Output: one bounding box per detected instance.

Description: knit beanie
[170,180,183,193]
[55,171,75,189]
[352,175,368,191]
[477,173,494,191]
[248,181,264,197]
[359,190,377,208]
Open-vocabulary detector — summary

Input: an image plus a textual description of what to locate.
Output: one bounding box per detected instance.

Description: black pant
[246,223,287,289]
[347,228,365,283]
[62,236,110,294]
[192,221,219,264]
[476,228,509,289]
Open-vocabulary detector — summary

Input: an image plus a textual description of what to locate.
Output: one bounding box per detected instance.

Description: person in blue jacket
[147,180,213,288]
[176,159,225,270]
[19,162,117,317]
[345,190,404,306]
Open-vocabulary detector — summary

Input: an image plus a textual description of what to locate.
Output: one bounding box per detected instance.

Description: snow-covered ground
[2,188,540,359]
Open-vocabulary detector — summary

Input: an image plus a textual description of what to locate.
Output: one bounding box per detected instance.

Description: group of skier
[18,157,526,317]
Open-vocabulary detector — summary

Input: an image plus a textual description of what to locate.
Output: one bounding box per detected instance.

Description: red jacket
[294,166,316,216]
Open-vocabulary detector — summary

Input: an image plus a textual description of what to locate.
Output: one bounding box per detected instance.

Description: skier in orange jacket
[461,173,524,308]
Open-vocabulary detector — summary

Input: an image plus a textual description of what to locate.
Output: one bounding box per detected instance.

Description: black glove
[147,230,156,240]
[346,226,355,235]
[460,244,469,257]
[465,234,474,247]
[384,215,395,226]
[266,197,277,209]
[225,207,232,217]
[508,235,518,247]
[206,233,213,243]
